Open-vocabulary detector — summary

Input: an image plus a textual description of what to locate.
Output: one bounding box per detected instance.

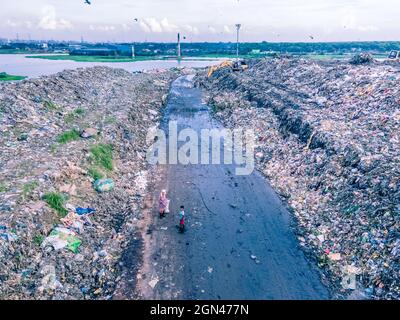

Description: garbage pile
[197,58,400,299]
[0,66,177,299]
[349,53,375,65]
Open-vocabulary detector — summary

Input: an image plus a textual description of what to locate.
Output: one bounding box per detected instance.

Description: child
[178,206,185,233]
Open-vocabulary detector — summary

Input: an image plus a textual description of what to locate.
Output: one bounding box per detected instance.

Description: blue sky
[0,0,398,42]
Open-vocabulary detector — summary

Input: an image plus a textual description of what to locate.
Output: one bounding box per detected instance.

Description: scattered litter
[75,207,96,215]
[0,66,178,299]
[42,227,82,253]
[80,128,98,139]
[93,178,115,193]
[198,57,400,299]
[148,278,159,289]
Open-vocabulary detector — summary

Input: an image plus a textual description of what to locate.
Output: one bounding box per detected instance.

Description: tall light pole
[235,24,241,61]
[177,32,181,59]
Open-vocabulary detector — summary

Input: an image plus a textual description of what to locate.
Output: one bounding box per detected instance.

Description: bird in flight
[85,0,91,5]
[134,18,138,22]
[309,35,314,40]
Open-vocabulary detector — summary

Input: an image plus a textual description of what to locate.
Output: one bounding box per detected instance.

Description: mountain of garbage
[0,66,177,299]
[197,58,400,300]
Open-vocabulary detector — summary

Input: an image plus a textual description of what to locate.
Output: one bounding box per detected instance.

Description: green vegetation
[104,115,117,125]
[43,192,68,217]
[0,72,26,81]
[64,108,85,123]
[33,234,44,246]
[0,49,43,54]
[22,181,39,198]
[88,166,104,181]
[56,129,80,144]
[0,183,8,193]
[27,55,162,63]
[90,144,113,171]
[43,100,58,111]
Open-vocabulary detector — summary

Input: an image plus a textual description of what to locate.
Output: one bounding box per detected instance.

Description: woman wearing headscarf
[159,189,169,218]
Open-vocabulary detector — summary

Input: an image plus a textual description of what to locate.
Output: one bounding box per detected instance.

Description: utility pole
[132,44,135,58]
[177,32,181,59]
[235,24,241,61]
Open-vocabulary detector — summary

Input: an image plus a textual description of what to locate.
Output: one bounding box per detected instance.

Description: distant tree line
[2,41,399,56]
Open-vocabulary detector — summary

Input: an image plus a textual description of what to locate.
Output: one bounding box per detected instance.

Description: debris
[80,128,98,139]
[349,53,375,65]
[42,227,82,253]
[197,57,400,299]
[148,278,159,289]
[75,207,96,215]
[328,253,342,261]
[93,178,115,193]
[0,66,178,299]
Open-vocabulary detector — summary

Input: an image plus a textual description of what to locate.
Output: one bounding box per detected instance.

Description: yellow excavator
[207,60,248,78]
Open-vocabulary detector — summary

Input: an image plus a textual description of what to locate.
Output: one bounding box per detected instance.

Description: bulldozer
[207,60,248,78]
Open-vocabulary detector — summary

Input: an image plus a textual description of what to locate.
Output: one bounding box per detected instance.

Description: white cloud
[139,17,163,33]
[38,6,72,30]
[223,25,231,33]
[183,24,199,34]
[208,26,217,34]
[160,18,178,32]
[139,17,190,34]
[340,10,379,33]
[5,20,33,28]
[89,24,116,32]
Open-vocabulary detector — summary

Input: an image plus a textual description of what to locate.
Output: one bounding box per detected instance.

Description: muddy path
[129,75,330,300]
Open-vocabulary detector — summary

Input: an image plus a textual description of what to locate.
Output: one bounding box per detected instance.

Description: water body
[130,75,330,300]
[0,54,223,78]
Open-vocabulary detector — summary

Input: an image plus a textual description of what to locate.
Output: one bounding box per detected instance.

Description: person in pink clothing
[158,189,169,218]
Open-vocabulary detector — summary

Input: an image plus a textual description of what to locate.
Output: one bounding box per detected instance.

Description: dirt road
[130,75,330,300]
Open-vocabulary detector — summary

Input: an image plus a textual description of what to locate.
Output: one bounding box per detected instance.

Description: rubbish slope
[0,67,177,299]
[133,75,330,300]
[197,58,400,300]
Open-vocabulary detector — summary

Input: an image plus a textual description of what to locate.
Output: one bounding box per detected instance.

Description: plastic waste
[94,178,115,193]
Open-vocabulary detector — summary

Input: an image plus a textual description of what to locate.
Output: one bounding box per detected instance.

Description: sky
[0,0,399,42]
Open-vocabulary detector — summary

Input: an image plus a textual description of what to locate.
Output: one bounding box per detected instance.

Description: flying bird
[309,35,314,40]
[84,0,91,5]
[134,18,138,22]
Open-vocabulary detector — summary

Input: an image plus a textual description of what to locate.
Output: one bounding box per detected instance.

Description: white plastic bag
[165,200,170,214]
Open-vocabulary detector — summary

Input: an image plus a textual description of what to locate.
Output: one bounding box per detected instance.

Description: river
[0,54,223,78]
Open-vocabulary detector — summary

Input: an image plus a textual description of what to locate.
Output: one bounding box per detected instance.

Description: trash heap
[197,58,400,299]
[0,66,177,299]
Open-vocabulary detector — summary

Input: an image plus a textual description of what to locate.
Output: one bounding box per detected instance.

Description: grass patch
[0,183,8,193]
[43,192,68,217]
[90,144,113,171]
[33,234,44,246]
[22,181,39,198]
[43,100,58,111]
[64,108,85,123]
[88,166,104,181]
[104,116,117,125]
[56,129,80,144]
[0,72,26,81]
